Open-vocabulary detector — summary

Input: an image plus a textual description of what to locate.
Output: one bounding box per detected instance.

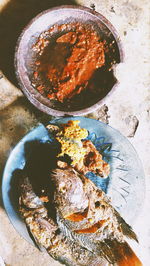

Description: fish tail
[114,241,142,266]
[97,240,142,265]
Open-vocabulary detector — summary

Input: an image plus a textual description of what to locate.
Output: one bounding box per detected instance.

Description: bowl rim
[15,4,124,117]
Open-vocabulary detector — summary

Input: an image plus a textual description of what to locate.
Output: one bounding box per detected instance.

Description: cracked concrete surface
[0,0,150,265]
[86,104,110,124]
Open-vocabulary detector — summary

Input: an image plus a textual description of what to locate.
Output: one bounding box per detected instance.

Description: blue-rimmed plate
[2,117,145,245]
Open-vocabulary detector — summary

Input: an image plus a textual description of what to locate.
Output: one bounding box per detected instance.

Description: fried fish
[19,172,107,266]
[51,168,142,266]
[18,168,142,265]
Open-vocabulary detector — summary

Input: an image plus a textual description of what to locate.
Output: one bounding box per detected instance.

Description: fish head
[51,168,88,217]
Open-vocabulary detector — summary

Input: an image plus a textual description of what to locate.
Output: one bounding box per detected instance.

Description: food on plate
[19,168,142,265]
[56,120,88,165]
[17,120,142,265]
[19,173,107,266]
[32,22,106,102]
[52,168,142,266]
[75,139,110,177]
[48,120,110,178]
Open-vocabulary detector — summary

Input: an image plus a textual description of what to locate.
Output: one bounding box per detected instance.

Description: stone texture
[86,104,110,124]
[0,71,23,111]
[0,0,150,265]
[124,115,139,137]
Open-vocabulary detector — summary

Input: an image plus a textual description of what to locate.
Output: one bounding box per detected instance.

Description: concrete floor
[0,0,150,265]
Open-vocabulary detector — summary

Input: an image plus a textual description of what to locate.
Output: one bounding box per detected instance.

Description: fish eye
[95,201,100,208]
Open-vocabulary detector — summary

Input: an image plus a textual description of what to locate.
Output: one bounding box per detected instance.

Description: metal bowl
[15,5,123,116]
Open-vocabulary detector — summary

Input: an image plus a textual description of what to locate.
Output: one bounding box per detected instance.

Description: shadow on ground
[0,0,77,207]
[9,140,60,218]
[0,0,77,86]
[0,96,55,207]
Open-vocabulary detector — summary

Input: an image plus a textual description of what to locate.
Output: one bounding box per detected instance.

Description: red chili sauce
[32,23,106,103]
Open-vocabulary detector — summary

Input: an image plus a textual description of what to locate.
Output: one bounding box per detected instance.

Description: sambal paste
[32,22,106,102]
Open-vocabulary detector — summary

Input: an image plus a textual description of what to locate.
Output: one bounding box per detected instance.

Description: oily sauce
[32,22,106,103]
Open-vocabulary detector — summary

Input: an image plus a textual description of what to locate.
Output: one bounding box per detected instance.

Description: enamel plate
[2,117,145,245]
